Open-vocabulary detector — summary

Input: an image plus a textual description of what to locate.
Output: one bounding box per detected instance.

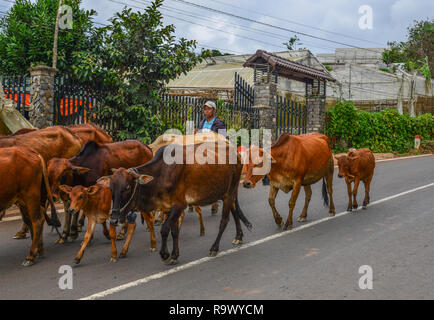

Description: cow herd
[0,124,376,267]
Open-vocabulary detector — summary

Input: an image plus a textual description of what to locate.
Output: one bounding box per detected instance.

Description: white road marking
[80,181,434,300]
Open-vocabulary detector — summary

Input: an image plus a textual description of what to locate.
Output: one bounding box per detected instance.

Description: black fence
[1,75,30,119]
[276,95,307,136]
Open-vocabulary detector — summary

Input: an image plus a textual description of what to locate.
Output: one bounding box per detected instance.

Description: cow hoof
[56,238,66,244]
[362,206,368,210]
[150,247,157,252]
[283,224,292,231]
[162,256,172,265]
[74,258,81,265]
[209,250,218,257]
[70,234,78,241]
[211,209,218,215]
[116,234,125,241]
[347,207,352,212]
[168,259,178,266]
[353,205,359,210]
[119,253,127,259]
[145,227,150,232]
[200,232,205,237]
[13,233,28,240]
[329,212,336,217]
[232,239,243,246]
[22,260,34,267]
[297,216,307,222]
[110,257,117,263]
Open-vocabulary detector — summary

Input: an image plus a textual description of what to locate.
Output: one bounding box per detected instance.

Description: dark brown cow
[108,142,252,265]
[243,133,336,230]
[48,140,153,243]
[0,147,58,266]
[336,148,375,211]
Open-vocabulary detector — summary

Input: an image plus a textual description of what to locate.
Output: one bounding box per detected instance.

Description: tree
[73,0,210,142]
[382,19,433,77]
[283,35,302,51]
[0,0,96,75]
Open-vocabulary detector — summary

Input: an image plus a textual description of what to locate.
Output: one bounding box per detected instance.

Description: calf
[48,140,153,243]
[0,146,59,266]
[336,148,375,211]
[108,142,252,265]
[59,180,156,264]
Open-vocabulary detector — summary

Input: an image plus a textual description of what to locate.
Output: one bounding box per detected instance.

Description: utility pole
[52,0,63,70]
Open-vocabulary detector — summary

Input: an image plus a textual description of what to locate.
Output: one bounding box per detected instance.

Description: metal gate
[276,95,307,136]
[233,72,258,129]
[1,75,30,119]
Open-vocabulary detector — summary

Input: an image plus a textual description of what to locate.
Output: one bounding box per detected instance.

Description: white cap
[203,101,216,110]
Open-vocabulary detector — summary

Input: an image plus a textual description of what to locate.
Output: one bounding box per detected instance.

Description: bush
[325,100,434,153]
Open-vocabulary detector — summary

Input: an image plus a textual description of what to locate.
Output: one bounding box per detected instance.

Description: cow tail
[322,178,329,207]
[38,155,61,229]
[235,197,253,231]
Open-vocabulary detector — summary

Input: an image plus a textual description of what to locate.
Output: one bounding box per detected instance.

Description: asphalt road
[0,155,433,300]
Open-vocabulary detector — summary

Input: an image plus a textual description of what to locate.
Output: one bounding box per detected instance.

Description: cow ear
[72,166,90,175]
[138,175,154,185]
[58,185,72,199]
[97,176,110,186]
[87,185,100,196]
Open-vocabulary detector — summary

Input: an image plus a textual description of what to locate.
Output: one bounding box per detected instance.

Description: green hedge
[325,100,434,153]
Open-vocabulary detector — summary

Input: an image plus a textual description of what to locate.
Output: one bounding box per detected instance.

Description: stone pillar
[28,65,57,128]
[306,96,326,133]
[253,82,277,141]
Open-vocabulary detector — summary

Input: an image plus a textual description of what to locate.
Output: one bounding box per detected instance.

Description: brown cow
[243,133,336,230]
[58,179,156,264]
[0,146,58,266]
[48,140,153,243]
[108,142,252,265]
[8,124,113,239]
[336,148,375,211]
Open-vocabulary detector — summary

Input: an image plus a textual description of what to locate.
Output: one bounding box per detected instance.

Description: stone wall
[28,65,57,129]
[306,96,326,133]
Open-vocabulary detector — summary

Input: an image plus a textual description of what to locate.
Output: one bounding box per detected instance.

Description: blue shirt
[202,117,216,131]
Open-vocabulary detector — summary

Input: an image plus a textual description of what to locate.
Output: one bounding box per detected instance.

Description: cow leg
[70,212,82,240]
[230,201,243,246]
[57,201,71,244]
[194,206,205,236]
[346,180,353,212]
[23,203,44,267]
[178,210,186,232]
[13,223,29,240]
[109,224,117,262]
[268,186,283,227]
[169,213,181,265]
[352,178,361,209]
[209,197,233,257]
[77,212,86,232]
[74,217,96,264]
[160,205,183,263]
[211,202,219,215]
[362,175,373,209]
[284,181,302,230]
[102,222,111,240]
[141,211,156,252]
[298,185,312,222]
[119,214,138,258]
[154,210,164,226]
[326,164,336,216]
[116,223,127,240]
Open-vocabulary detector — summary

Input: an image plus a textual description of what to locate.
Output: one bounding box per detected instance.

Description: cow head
[58,185,99,216]
[108,168,154,226]
[335,152,358,180]
[48,158,90,201]
[243,145,275,189]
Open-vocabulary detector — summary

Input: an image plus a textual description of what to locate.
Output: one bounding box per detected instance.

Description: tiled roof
[243,50,336,82]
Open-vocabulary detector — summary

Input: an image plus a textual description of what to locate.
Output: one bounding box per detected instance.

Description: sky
[0,0,433,55]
